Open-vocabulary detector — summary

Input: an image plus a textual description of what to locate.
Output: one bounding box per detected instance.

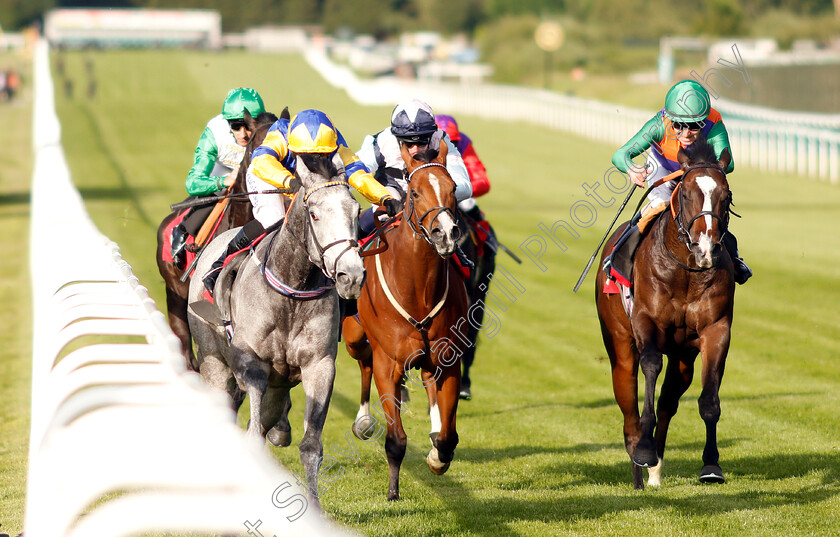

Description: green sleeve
[185,127,225,196]
[611,114,665,173]
[706,121,735,173]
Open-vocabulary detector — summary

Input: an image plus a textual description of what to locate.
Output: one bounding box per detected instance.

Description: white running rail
[26,38,349,537]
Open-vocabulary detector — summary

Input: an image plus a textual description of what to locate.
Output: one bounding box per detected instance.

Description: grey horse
[187,151,365,509]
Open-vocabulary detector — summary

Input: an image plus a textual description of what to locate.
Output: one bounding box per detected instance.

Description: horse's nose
[335,268,365,300]
[450,225,462,241]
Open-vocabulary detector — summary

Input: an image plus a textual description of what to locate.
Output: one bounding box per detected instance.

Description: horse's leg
[342,317,374,439]
[422,370,441,442]
[634,330,664,470]
[648,351,697,487]
[298,355,337,511]
[427,365,460,475]
[228,347,270,440]
[461,249,496,400]
[697,321,731,484]
[165,283,198,371]
[371,350,407,501]
[601,321,644,489]
[266,388,293,448]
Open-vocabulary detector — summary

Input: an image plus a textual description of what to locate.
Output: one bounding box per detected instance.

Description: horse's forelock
[297,153,339,181]
[685,135,717,166]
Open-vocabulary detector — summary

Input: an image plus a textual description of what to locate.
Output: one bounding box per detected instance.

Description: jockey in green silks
[603,80,751,292]
[171,88,266,265]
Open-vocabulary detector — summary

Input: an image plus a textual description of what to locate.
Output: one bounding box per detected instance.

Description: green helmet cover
[222,88,265,120]
[664,80,710,122]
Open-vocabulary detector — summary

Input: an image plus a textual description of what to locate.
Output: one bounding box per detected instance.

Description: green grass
[0,51,33,536]
[3,48,839,536]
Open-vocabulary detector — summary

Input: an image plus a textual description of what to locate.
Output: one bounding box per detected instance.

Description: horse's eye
[411,190,419,199]
[309,211,319,221]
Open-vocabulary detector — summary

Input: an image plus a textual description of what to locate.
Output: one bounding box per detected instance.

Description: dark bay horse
[155,109,283,370]
[187,151,365,510]
[596,139,736,489]
[342,141,469,501]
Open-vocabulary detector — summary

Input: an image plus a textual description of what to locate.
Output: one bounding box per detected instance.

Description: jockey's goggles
[228,119,248,131]
[671,120,705,132]
[397,134,432,147]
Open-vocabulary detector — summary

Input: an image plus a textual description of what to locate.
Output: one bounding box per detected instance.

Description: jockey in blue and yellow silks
[603,80,751,292]
[202,109,401,296]
[247,109,397,228]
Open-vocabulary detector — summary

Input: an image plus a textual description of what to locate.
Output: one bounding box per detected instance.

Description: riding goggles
[397,134,432,147]
[671,120,705,132]
[228,119,248,131]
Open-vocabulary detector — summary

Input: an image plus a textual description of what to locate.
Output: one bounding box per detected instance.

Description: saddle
[603,203,669,296]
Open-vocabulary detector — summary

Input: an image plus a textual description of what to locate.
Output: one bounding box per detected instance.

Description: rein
[255,180,359,298]
[405,162,457,246]
[661,163,731,273]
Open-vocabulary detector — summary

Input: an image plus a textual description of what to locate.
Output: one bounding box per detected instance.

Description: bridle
[405,162,458,248]
[666,164,732,272]
[257,179,360,298]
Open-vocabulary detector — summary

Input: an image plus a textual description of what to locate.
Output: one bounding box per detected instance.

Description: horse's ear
[677,145,690,169]
[243,108,257,130]
[281,106,290,120]
[399,139,416,172]
[435,131,448,164]
[717,147,732,172]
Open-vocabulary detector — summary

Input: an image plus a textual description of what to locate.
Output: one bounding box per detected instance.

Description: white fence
[26,38,347,537]
[305,49,840,184]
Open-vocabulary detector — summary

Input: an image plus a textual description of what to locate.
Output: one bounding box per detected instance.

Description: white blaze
[695,176,717,261]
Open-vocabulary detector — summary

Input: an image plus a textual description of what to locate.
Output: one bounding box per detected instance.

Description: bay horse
[596,138,736,489]
[155,108,284,370]
[187,150,365,510]
[342,141,469,501]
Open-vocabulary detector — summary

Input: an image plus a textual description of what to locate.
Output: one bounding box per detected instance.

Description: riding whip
[573,185,636,293]
[169,188,297,211]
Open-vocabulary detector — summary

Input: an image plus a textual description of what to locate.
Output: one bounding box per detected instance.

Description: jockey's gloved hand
[286,177,302,193]
[383,197,403,217]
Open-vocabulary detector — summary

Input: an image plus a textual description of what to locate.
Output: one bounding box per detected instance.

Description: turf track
[2,49,839,537]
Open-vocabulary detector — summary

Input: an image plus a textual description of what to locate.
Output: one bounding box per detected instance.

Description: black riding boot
[723,233,752,285]
[202,220,266,296]
[170,224,188,267]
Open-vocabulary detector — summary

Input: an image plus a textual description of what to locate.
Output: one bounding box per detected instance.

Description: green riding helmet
[664,80,710,123]
[222,87,265,121]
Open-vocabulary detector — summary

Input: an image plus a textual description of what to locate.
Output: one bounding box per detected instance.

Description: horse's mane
[685,135,718,166]
[255,111,279,124]
[297,153,338,179]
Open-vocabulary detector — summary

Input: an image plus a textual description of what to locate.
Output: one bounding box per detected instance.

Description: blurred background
[2,0,840,112]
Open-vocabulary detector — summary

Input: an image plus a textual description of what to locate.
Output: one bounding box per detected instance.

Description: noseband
[298,180,361,280]
[667,164,731,272]
[405,162,457,247]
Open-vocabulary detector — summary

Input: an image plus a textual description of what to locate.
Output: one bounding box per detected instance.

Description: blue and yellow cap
[287,109,339,153]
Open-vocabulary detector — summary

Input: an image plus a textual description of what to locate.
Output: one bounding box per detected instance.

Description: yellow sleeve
[338,145,393,204]
[250,130,296,188]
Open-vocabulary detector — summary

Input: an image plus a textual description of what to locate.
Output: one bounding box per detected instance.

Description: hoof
[632,447,659,468]
[699,465,725,484]
[459,386,472,400]
[427,447,451,475]
[267,426,291,447]
[352,416,379,441]
[387,490,400,501]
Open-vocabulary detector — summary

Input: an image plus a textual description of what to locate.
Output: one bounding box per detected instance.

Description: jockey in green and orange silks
[612,79,735,209]
[603,80,751,289]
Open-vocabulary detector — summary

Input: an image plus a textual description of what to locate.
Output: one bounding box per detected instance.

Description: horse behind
[155,109,282,370]
[596,138,736,489]
[187,150,365,510]
[342,141,469,501]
